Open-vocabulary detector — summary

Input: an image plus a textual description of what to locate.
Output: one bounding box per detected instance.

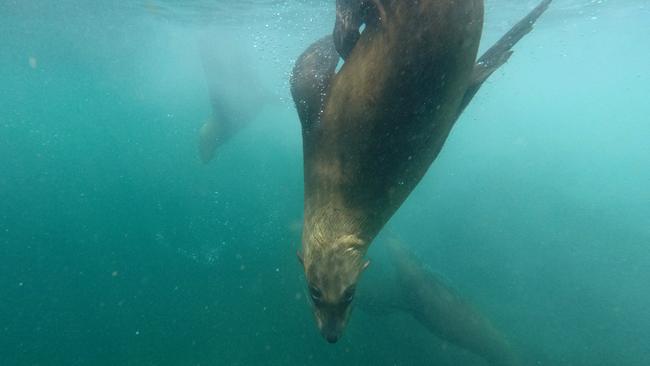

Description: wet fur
[299,0,484,280]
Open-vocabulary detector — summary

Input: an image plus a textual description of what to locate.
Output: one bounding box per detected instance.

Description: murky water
[1,1,649,365]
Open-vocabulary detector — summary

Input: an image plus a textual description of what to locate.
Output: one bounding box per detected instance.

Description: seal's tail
[459,0,552,114]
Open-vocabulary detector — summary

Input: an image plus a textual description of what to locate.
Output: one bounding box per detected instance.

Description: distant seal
[290,0,552,343]
[197,32,271,163]
[359,240,521,366]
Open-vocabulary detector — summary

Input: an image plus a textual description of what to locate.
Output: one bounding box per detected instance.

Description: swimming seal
[364,240,521,366]
[197,33,271,163]
[290,0,552,342]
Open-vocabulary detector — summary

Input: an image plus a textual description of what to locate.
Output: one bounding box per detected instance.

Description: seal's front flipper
[333,0,386,60]
[290,36,339,130]
[459,0,552,114]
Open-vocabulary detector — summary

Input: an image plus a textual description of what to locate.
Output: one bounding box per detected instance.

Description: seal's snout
[325,334,339,343]
[320,322,343,344]
[315,310,347,344]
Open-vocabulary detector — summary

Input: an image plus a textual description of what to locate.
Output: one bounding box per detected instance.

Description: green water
[1,1,649,365]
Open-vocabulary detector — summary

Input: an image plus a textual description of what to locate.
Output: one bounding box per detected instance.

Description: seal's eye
[309,286,322,302]
[342,286,356,304]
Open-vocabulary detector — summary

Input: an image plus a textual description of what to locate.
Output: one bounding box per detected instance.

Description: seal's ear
[363,260,370,270]
[297,251,304,265]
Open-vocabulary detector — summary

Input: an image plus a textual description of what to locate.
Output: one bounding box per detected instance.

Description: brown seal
[290,0,552,343]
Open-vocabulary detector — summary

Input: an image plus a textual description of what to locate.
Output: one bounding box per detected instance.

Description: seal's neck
[302,203,370,253]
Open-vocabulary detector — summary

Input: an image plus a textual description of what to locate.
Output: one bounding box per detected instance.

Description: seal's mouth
[312,302,353,344]
[317,314,345,344]
[324,333,340,343]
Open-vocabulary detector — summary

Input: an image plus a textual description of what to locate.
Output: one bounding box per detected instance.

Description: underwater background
[1,0,649,365]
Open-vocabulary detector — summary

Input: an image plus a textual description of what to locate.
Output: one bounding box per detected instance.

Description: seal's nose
[326,334,339,343]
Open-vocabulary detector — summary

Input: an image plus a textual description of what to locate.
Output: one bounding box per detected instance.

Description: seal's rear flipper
[459,0,552,114]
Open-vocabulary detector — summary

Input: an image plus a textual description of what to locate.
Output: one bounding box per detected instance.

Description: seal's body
[291,0,552,342]
[384,241,520,366]
[356,240,520,366]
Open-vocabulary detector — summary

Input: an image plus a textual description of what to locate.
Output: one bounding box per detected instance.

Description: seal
[197,33,271,163]
[362,240,521,366]
[290,0,552,343]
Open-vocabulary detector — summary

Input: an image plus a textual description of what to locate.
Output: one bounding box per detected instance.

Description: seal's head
[299,235,369,343]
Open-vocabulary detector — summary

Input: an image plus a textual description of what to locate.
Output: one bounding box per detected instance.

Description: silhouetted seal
[291,0,552,343]
[197,33,271,163]
[361,239,521,366]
